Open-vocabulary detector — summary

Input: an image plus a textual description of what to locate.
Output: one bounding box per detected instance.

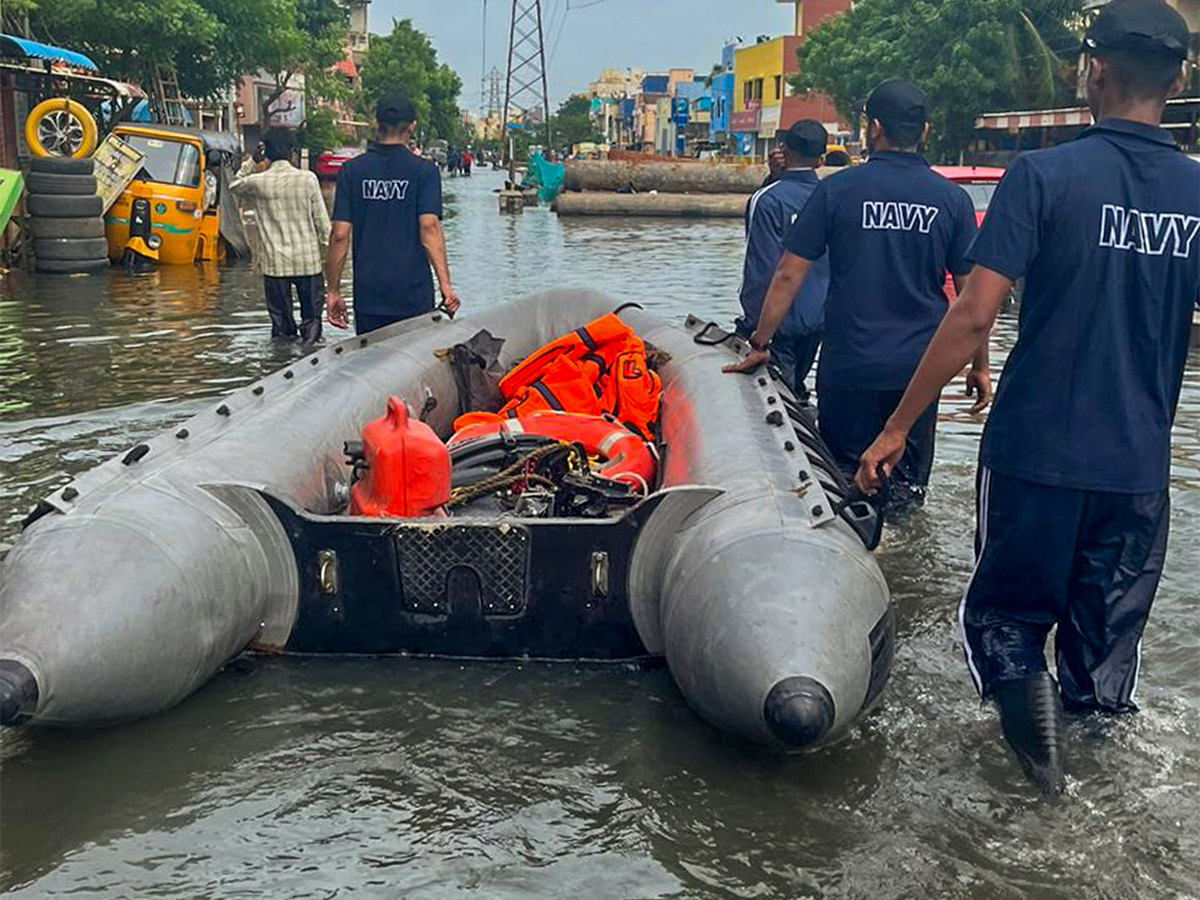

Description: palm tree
[1005,0,1085,109]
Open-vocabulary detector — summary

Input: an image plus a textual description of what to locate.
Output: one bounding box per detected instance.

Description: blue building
[709,42,738,149]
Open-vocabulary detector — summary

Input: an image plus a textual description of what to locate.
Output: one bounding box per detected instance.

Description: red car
[314,146,363,181]
[932,165,1007,301]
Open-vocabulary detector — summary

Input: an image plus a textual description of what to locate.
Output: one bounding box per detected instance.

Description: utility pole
[501,0,552,164]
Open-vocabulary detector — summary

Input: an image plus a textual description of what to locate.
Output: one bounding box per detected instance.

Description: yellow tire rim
[25,98,99,158]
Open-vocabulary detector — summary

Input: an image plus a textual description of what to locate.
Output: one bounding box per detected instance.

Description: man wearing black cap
[727,78,990,510]
[857,0,1198,795]
[326,92,459,334]
[735,119,831,400]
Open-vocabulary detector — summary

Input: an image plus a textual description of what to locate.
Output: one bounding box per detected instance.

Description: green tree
[358,18,464,144]
[794,0,1082,158]
[22,0,347,121]
[550,95,601,149]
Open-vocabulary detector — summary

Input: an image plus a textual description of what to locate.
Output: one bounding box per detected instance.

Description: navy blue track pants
[959,466,1169,713]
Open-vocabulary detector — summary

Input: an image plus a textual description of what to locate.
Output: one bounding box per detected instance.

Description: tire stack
[25,157,110,275]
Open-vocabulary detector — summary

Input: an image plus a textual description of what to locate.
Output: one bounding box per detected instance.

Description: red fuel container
[349,396,451,517]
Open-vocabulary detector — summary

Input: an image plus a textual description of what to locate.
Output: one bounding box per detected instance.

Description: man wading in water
[325,92,460,335]
[725,79,991,512]
[857,0,1199,795]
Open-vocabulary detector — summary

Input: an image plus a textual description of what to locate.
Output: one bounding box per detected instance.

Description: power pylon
[486,67,503,120]
[501,0,552,160]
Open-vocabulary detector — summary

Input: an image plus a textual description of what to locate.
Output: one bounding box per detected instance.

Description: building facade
[732,0,851,158]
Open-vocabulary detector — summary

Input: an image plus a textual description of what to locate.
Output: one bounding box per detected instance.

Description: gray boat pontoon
[0,290,893,750]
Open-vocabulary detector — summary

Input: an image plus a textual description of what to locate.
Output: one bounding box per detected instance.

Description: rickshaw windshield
[121,135,201,187]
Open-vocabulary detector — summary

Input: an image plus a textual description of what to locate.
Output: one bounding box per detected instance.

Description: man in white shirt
[230,127,331,343]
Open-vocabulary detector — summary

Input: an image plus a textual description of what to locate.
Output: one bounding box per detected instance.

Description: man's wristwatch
[749,333,771,352]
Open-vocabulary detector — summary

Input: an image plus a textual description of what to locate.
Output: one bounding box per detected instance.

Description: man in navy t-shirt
[726,79,991,509]
[856,0,1198,795]
[325,92,460,334]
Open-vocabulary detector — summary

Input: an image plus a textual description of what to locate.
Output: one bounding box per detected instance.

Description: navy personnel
[326,92,459,335]
[737,120,831,401]
[857,0,1199,795]
[726,79,990,509]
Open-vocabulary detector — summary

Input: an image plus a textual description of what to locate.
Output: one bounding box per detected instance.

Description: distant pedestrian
[736,120,830,401]
[461,148,473,176]
[856,0,1199,796]
[229,126,331,344]
[325,92,459,335]
[725,78,990,512]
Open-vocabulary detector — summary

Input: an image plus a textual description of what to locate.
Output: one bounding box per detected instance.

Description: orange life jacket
[452,314,661,440]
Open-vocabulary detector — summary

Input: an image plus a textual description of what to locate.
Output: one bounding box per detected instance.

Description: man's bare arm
[855,266,1013,493]
[324,221,352,328]
[723,252,812,374]
[419,213,459,315]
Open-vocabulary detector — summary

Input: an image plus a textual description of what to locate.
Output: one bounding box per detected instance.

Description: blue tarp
[0,34,98,71]
[522,151,564,203]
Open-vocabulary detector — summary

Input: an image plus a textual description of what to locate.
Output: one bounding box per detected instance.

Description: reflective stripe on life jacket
[448,411,656,492]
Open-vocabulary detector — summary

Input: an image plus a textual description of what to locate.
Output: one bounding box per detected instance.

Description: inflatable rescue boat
[0,290,893,750]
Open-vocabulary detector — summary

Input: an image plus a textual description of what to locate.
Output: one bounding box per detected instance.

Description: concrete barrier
[563,159,767,194]
[554,192,747,218]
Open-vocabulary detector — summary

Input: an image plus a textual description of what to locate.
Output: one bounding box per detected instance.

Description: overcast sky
[370,0,797,112]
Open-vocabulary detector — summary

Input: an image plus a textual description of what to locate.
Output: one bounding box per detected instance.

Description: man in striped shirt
[230,127,331,344]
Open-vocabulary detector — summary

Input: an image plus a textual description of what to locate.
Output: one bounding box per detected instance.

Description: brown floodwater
[1,169,1198,898]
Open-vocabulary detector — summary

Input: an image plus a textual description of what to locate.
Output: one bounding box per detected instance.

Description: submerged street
[1,169,1198,898]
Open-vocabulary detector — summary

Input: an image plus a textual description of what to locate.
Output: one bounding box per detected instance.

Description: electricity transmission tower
[486,67,503,120]
[479,0,488,118]
[501,0,552,160]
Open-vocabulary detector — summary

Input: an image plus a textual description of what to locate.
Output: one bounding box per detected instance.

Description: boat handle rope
[692,321,734,346]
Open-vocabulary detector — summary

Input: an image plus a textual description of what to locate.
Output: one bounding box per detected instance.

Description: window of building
[754,78,763,101]
[743,81,753,105]
[774,75,782,100]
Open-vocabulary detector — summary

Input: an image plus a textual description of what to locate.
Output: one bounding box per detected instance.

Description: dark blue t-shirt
[739,168,829,337]
[967,119,1200,494]
[332,143,442,316]
[785,151,977,390]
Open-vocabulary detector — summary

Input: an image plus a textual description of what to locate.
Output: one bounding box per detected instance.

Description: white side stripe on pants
[958,466,991,697]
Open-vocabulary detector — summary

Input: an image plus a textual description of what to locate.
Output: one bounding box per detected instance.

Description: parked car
[314,146,363,181]
[932,165,1007,301]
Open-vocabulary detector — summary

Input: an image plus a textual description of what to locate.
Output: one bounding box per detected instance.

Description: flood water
[1,169,1198,899]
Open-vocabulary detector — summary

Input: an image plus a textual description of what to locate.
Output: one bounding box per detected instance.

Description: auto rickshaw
[104,123,240,266]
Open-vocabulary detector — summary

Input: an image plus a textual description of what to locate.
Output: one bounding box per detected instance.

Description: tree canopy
[13,0,349,130]
[358,19,465,145]
[794,0,1083,157]
[551,95,603,149]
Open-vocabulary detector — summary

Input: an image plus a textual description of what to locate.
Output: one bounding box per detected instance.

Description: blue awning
[0,34,98,72]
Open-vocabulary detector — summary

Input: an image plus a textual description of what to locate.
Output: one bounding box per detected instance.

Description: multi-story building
[731,0,851,158]
[709,43,739,150]
[588,67,645,146]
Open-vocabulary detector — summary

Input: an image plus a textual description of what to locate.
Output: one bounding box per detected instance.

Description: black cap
[780,119,829,158]
[1084,0,1190,60]
[376,92,417,125]
[865,78,928,132]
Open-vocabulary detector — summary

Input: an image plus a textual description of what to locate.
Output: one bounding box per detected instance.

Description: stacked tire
[26,156,110,275]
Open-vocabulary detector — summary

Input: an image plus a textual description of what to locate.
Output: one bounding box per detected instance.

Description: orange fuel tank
[349,397,451,517]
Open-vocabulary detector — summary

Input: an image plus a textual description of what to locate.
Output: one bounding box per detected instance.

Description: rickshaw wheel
[25,99,99,158]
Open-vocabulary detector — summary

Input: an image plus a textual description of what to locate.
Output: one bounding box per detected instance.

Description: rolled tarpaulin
[553,192,747,218]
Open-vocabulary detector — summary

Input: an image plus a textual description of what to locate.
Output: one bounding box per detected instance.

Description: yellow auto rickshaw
[104,124,240,266]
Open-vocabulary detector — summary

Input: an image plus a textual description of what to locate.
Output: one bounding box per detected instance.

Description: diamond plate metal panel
[393,524,531,616]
